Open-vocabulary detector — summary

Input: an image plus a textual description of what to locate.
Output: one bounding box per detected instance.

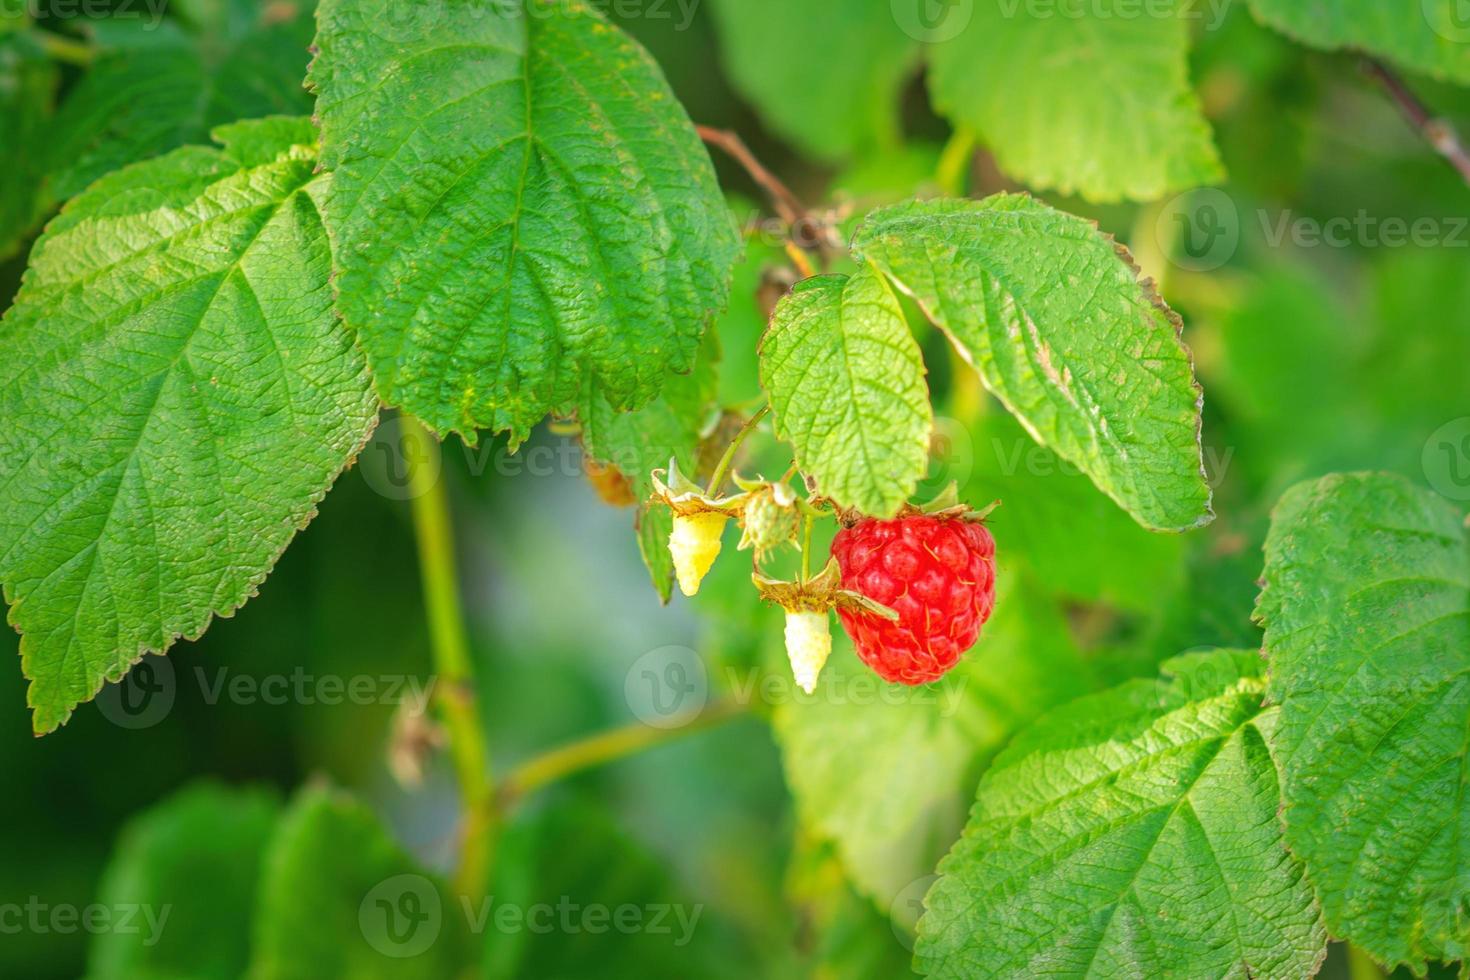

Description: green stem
[705,403,769,495]
[800,512,814,583]
[497,701,749,811]
[1346,945,1386,980]
[403,416,493,898]
[34,29,95,66]
[936,127,978,197]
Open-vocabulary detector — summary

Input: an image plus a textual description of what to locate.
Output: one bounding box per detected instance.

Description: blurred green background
[2,0,1468,976]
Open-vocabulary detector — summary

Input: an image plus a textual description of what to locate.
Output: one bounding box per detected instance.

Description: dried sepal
[829,481,1001,526]
[651,457,747,516]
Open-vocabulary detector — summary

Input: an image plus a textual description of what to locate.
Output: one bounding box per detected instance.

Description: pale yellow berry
[784,610,831,694]
[670,512,728,597]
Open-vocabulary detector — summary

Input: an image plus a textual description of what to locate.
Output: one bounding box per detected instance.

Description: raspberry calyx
[734,476,799,559]
[754,559,897,694]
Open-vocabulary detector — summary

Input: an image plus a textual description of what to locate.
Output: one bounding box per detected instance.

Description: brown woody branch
[1362,58,1470,186]
[695,124,838,269]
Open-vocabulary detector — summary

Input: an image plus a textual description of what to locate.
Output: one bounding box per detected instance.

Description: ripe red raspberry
[831,514,996,684]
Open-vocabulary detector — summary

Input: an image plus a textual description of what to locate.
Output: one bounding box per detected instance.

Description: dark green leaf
[917,650,1326,979]
[927,1,1222,201]
[580,331,720,501]
[0,31,56,259]
[88,783,281,980]
[310,0,741,442]
[706,0,917,161]
[1250,0,1470,83]
[251,786,467,978]
[46,0,317,202]
[0,117,377,733]
[853,195,1213,532]
[1258,471,1470,972]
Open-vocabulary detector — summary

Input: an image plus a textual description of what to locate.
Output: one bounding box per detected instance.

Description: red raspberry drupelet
[831,514,996,684]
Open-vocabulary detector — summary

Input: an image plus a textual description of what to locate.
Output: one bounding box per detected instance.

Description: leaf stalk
[403,416,494,898]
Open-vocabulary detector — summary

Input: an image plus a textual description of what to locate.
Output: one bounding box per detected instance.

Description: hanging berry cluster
[648,414,999,694]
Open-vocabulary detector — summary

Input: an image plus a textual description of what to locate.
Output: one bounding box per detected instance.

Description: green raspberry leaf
[635,504,676,604]
[760,265,932,518]
[250,786,468,978]
[1249,0,1470,84]
[917,649,1326,979]
[853,194,1212,533]
[927,1,1222,202]
[1257,471,1470,972]
[0,117,377,734]
[964,410,1186,614]
[579,331,720,502]
[88,783,281,980]
[45,0,318,203]
[310,0,741,444]
[0,31,56,260]
[774,583,1093,906]
[706,0,919,161]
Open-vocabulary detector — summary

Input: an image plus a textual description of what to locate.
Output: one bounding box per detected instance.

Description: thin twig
[34,28,95,66]
[495,700,750,811]
[696,124,836,265]
[1362,58,1470,186]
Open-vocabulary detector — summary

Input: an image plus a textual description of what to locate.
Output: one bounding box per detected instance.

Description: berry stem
[800,512,814,583]
[935,126,977,197]
[705,403,769,496]
[403,415,494,899]
[34,28,95,66]
[495,700,749,811]
[1346,945,1386,980]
